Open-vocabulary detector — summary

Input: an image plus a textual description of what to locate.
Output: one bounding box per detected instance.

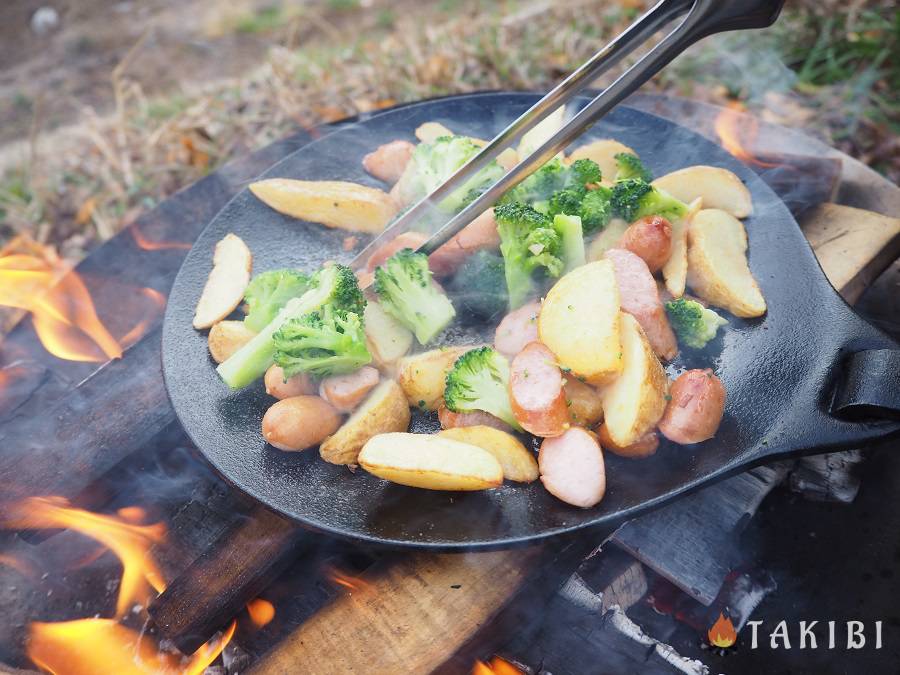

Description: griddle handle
[831,349,900,421]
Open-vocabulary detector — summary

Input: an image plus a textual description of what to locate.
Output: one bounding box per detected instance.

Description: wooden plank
[800,203,900,304]
[251,546,546,675]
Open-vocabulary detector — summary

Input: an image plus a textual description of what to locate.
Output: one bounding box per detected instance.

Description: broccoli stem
[552,214,585,273]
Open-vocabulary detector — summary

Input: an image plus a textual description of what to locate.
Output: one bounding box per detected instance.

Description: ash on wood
[148,504,305,654]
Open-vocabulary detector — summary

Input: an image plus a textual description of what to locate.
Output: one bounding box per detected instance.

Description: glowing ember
[130,224,192,252]
[708,612,738,648]
[472,656,525,675]
[0,236,165,363]
[1,497,165,617]
[28,618,236,675]
[714,102,778,168]
[246,598,276,628]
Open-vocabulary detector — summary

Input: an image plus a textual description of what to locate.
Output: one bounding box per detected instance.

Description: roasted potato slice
[586,218,629,261]
[517,106,566,159]
[397,345,475,410]
[686,209,766,318]
[438,425,538,483]
[539,261,623,385]
[359,432,503,491]
[568,139,637,182]
[249,179,398,234]
[661,197,702,298]
[600,313,669,448]
[562,376,605,428]
[652,166,752,218]
[208,320,256,363]
[364,300,414,371]
[320,379,411,466]
[193,233,252,329]
[415,121,454,143]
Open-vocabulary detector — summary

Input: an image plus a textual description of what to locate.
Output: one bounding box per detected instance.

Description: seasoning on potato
[358,432,503,491]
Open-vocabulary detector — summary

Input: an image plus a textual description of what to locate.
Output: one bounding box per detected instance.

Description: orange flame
[326,566,374,595]
[472,657,525,675]
[130,224,192,252]
[246,598,276,628]
[0,236,165,363]
[0,553,37,578]
[1,497,165,617]
[714,102,778,168]
[708,612,737,648]
[28,618,235,675]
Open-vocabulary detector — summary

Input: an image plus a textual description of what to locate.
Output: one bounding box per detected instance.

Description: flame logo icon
[708,612,737,648]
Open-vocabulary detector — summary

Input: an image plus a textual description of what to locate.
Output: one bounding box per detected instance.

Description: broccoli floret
[611,178,688,223]
[443,346,521,430]
[665,297,728,349]
[243,269,310,332]
[546,184,613,235]
[272,305,371,377]
[501,157,602,206]
[448,250,508,321]
[399,135,505,213]
[494,202,564,309]
[569,158,603,185]
[217,264,364,389]
[614,153,653,182]
[374,248,456,345]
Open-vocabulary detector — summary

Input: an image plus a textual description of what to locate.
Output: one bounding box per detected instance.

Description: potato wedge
[359,432,503,491]
[415,121,454,143]
[652,166,752,218]
[539,261,622,385]
[562,376,605,428]
[364,300,414,371]
[661,197,702,298]
[208,320,256,363]
[249,179,398,234]
[568,139,637,182]
[587,218,629,261]
[397,345,475,410]
[193,233,252,329]
[600,313,669,448]
[686,208,766,317]
[320,379,411,465]
[517,105,566,159]
[438,425,538,483]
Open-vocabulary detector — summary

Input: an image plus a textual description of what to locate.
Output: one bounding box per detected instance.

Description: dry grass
[0,0,896,261]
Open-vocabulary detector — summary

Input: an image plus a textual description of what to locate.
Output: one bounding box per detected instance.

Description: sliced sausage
[265,365,316,400]
[365,231,429,272]
[509,341,570,437]
[658,369,726,444]
[428,208,501,278]
[604,248,678,361]
[437,404,513,433]
[319,366,380,412]
[493,301,541,359]
[563,376,604,427]
[619,215,672,274]
[362,140,415,184]
[597,424,659,458]
[539,427,606,508]
[262,396,342,451]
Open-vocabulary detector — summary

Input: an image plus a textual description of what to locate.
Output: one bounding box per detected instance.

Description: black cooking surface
[162,92,900,548]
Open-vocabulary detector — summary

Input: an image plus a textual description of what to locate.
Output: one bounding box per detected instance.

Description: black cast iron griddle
[162,92,900,548]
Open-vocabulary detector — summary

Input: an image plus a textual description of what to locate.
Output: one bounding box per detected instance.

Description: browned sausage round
[264,365,316,400]
[509,341,570,437]
[539,427,606,508]
[319,366,380,412]
[619,215,672,274]
[658,369,726,444]
[597,424,659,458]
[362,140,415,184]
[261,396,343,451]
[493,301,541,359]
[437,404,513,433]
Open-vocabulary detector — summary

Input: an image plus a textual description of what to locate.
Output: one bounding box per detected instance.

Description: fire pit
[1,91,898,674]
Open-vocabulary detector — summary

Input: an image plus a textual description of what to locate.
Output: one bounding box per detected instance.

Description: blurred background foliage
[0,0,896,257]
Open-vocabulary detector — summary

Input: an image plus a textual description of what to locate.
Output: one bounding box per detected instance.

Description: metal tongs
[352,0,784,271]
